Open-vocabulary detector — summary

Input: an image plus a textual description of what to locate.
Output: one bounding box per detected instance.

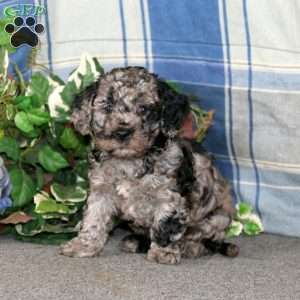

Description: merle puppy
[60,67,239,264]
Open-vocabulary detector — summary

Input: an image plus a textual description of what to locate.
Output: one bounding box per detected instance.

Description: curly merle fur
[60,66,239,264]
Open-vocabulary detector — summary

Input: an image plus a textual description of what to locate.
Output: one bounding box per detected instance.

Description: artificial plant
[0,51,102,243]
[226,202,264,238]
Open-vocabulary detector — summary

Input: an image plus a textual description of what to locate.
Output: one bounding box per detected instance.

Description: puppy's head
[72,67,190,158]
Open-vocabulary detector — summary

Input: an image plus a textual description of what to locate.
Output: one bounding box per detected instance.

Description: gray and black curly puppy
[60,66,239,264]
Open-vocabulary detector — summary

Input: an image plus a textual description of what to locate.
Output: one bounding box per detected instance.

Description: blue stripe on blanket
[147,1,234,185]
[148,1,226,60]
[149,0,226,144]
[172,82,234,197]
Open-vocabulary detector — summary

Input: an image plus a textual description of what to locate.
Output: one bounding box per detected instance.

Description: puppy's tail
[202,239,239,258]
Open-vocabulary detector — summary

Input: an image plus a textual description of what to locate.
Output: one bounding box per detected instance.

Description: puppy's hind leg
[199,209,240,258]
[60,186,116,257]
[202,239,240,258]
[147,196,189,264]
[120,234,151,253]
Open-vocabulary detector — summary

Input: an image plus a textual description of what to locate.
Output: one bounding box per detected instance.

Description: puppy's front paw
[59,237,100,258]
[146,243,181,265]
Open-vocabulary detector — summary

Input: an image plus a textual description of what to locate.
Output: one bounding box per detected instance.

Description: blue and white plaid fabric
[2,1,300,237]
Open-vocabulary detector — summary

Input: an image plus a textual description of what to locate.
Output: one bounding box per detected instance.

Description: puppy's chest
[100,158,145,181]
[100,151,180,182]
[110,154,178,203]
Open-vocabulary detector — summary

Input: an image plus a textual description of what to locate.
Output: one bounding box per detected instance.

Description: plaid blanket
[2,0,300,237]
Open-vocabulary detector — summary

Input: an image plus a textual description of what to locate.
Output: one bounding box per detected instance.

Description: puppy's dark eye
[104,88,114,113]
[139,105,147,114]
[102,103,113,113]
[124,105,130,112]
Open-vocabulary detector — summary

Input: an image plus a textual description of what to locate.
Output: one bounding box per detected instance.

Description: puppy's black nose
[113,128,134,141]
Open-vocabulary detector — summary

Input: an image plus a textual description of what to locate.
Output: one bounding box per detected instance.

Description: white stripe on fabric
[165,79,300,94]
[35,0,50,68]
[247,0,300,68]
[224,0,248,64]
[121,1,147,67]
[36,0,124,71]
[232,180,300,191]
[218,0,240,201]
[34,49,300,70]
[141,0,153,72]
[219,0,300,68]
[216,154,300,174]
[251,92,300,166]
[220,0,263,208]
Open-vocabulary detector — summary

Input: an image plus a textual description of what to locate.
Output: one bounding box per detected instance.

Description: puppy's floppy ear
[71,81,98,135]
[158,80,190,137]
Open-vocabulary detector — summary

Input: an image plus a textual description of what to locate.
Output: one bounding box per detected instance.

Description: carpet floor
[1,231,300,300]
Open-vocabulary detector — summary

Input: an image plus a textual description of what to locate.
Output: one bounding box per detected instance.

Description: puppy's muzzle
[113,128,134,141]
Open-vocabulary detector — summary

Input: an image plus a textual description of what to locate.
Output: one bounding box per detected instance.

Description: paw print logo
[4,16,44,48]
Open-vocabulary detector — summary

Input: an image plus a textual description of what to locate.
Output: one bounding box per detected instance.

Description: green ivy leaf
[20,142,43,165]
[15,232,76,245]
[60,80,77,106]
[225,221,243,238]
[236,202,253,220]
[49,73,65,86]
[0,16,16,53]
[74,159,89,180]
[92,57,104,74]
[53,169,77,186]
[38,145,69,172]
[29,94,46,109]
[14,111,34,133]
[79,61,95,91]
[15,217,45,236]
[53,107,70,123]
[59,127,80,149]
[26,109,50,126]
[15,96,33,111]
[35,198,71,214]
[9,168,36,208]
[243,222,262,236]
[29,73,52,107]
[50,183,87,203]
[24,129,41,139]
[73,143,89,159]
[41,213,70,221]
[0,136,20,161]
[35,167,44,190]
[241,214,263,235]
